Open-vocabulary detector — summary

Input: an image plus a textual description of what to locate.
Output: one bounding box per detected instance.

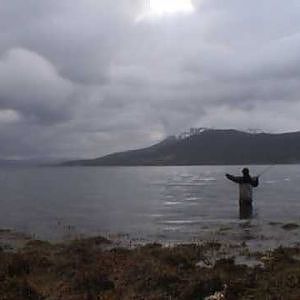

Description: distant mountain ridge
[62,129,300,166]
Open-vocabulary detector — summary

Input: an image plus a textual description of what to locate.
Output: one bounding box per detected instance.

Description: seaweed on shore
[1,234,300,299]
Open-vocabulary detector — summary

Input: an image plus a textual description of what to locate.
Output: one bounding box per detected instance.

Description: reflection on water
[0,165,299,248]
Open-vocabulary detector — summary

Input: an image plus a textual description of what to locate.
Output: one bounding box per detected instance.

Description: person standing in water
[225,168,259,219]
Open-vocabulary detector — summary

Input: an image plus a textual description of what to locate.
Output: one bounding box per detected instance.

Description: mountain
[62,129,300,166]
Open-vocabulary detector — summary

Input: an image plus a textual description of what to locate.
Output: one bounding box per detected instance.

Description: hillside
[62,129,300,166]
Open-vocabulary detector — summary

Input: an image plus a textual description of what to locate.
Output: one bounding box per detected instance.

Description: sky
[1,0,300,160]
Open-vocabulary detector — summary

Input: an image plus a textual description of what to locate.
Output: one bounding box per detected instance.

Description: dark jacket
[225,174,259,187]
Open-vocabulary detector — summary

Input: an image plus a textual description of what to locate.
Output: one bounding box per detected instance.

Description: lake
[0,165,299,248]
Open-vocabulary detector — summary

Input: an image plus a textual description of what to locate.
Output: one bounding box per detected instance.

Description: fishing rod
[257,164,276,177]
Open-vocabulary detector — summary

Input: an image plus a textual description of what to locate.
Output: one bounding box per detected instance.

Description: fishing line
[257,165,275,177]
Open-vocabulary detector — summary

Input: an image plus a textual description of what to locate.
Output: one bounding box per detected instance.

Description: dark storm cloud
[1,0,300,159]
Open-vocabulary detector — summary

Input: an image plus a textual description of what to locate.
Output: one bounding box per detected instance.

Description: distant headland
[61,128,300,166]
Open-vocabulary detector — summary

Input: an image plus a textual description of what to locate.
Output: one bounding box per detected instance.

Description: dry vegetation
[1,235,300,299]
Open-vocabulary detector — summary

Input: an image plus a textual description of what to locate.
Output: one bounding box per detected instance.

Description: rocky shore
[1,229,300,299]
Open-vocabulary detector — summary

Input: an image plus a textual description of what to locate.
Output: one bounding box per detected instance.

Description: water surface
[0,165,299,248]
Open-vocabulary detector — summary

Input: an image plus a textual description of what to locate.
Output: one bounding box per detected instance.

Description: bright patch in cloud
[149,0,194,15]
[137,0,194,21]
[0,109,21,123]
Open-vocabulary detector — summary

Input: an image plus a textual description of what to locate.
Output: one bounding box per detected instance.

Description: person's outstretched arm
[225,173,242,184]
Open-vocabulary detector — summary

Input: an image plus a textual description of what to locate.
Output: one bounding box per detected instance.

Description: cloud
[1,0,300,159]
[0,109,20,124]
[0,48,74,124]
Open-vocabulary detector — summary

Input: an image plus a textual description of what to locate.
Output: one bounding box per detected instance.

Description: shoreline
[2,216,300,251]
[1,229,300,299]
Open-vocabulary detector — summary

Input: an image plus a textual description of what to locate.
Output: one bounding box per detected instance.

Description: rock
[282,223,299,230]
[204,291,226,300]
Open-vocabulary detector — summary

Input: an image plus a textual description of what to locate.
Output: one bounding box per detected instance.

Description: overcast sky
[1,0,300,159]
